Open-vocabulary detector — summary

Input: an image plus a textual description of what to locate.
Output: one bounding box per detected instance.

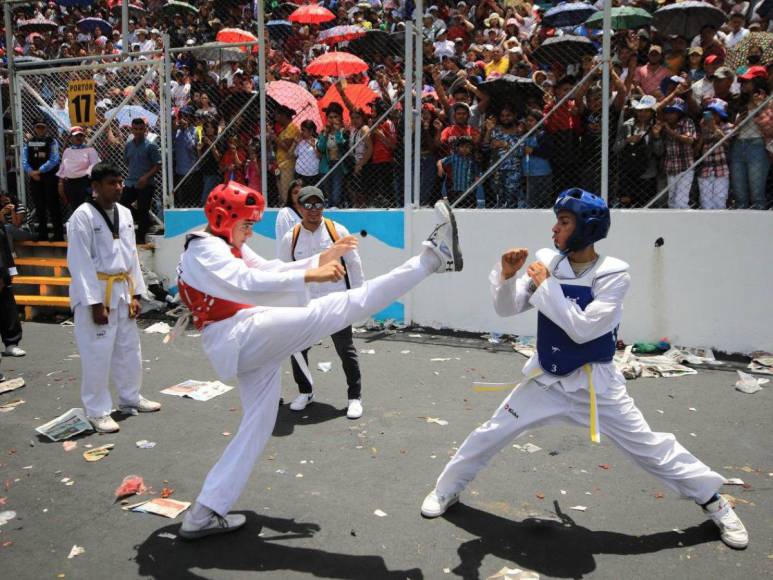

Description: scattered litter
[125,498,190,519]
[373,509,387,517]
[136,440,157,449]
[400,350,411,354]
[735,371,768,394]
[740,466,754,473]
[748,355,773,375]
[560,490,567,495]
[655,492,665,499]
[275,469,286,475]
[487,567,540,580]
[158,532,177,540]
[0,399,25,413]
[473,381,519,393]
[114,475,146,499]
[295,473,303,478]
[144,322,171,334]
[36,408,92,441]
[569,506,587,512]
[160,379,234,401]
[670,346,719,365]
[186,333,201,338]
[431,358,452,362]
[535,492,544,500]
[613,345,697,379]
[67,545,85,559]
[317,362,332,373]
[419,417,448,426]
[83,444,114,462]
[222,432,232,437]
[598,464,609,470]
[61,477,74,485]
[0,377,25,395]
[513,336,536,358]
[160,487,174,499]
[725,478,745,486]
[688,407,697,412]
[443,568,451,574]
[359,349,376,355]
[656,409,664,414]
[62,441,78,452]
[46,370,64,377]
[59,319,75,327]
[521,443,542,454]
[484,333,503,344]
[689,433,696,437]
[408,334,422,338]
[0,510,16,526]
[352,327,367,334]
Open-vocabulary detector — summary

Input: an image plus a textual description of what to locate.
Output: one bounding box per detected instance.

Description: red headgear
[204,182,265,245]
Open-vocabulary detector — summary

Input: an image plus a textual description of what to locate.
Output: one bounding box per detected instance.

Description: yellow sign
[67,80,97,127]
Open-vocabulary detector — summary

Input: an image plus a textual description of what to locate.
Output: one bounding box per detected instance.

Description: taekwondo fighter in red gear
[177,182,463,539]
[67,162,161,434]
[421,189,748,550]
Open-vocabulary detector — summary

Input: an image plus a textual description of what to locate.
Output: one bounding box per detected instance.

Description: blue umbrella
[542,2,599,29]
[267,20,292,35]
[77,17,112,36]
[104,105,158,128]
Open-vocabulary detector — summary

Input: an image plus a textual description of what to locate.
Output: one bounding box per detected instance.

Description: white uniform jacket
[490,247,630,394]
[278,220,364,301]
[67,202,146,310]
[177,232,320,380]
[274,206,302,256]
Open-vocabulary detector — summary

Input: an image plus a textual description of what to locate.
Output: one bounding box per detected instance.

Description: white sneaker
[423,200,463,273]
[3,346,25,357]
[289,393,314,411]
[179,510,246,540]
[347,399,363,419]
[421,489,459,518]
[89,414,119,433]
[119,396,161,415]
[703,495,749,549]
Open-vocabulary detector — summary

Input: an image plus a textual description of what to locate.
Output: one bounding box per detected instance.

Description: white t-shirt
[294,139,320,177]
[724,28,750,49]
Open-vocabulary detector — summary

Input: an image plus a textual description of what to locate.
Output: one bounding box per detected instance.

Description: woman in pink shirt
[57,126,101,210]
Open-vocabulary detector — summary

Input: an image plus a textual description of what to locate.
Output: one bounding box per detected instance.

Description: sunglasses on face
[302,201,325,210]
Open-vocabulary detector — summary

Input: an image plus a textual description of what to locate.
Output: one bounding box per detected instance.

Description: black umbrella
[478,74,544,114]
[542,2,599,29]
[652,1,726,40]
[274,2,299,19]
[347,29,402,60]
[530,35,597,66]
[760,0,773,18]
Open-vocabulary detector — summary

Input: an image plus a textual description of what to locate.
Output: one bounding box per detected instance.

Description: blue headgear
[553,188,610,253]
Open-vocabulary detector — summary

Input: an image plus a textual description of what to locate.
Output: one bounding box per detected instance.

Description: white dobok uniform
[67,202,146,418]
[177,232,438,517]
[434,248,725,504]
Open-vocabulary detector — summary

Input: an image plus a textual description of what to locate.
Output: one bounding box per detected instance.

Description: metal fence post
[0,70,7,193]
[257,0,269,204]
[413,0,423,208]
[3,2,20,202]
[163,35,174,208]
[600,0,612,203]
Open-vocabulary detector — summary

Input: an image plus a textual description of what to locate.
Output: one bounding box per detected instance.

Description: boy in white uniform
[177,182,463,539]
[421,189,748,550]
[278,186,366,419]
[67,162,161,433]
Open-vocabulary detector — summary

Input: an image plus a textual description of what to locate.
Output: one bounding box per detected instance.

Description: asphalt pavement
[0,321,770,580]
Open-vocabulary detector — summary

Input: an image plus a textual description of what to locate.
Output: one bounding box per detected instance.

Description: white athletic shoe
[290,393,314,411]
[179,511,246,540]
[423,200,463,273]
[3,346,25,357]
[703,495,749,549]
[421,489,459,518]
[89,414,119,433]
[119,396,161,415]
[347,399,363,420]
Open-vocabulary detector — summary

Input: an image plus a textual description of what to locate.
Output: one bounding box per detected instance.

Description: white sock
[420,248,441,273]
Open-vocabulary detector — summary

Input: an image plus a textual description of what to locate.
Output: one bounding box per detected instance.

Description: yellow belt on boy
[97,271,134,306]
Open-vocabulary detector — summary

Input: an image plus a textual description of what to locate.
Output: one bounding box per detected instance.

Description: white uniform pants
[435,378,725,505]
[698,176,729,209]
[73,301,142,418]
[197,253,436,516]
[667,170,694,209]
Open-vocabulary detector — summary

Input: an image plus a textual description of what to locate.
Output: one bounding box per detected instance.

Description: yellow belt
[97,271,134,307]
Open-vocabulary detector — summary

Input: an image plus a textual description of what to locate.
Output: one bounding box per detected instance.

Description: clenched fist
[305,261,346,284]
[501,248,528,280]
[319,235,358,265]
[526,261,549,288]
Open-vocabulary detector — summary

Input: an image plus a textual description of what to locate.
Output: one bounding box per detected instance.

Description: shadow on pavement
[273,401,346,437]
[443,501,719,579]
[134,512,423,579]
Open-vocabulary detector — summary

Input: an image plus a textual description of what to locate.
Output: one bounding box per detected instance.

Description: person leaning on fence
[618,96,659,208]
[22,119,63,242]
[438,135,485,209]
[293,120,321,188]
[652,96,697,209]
[482,106,525,209]
[348,108,374,209]
[316,104,349,208]
[520,108,554,209]
[696,99,734,210]
[57,126,101,211]
[122,118,161,244]
[543,76,583,195]
[172,107,201,207]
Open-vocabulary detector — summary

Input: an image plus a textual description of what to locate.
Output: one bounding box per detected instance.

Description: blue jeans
[320,165,345,208]
[419,154,437,206]
[200,174,221,206]
[731,138,769,209]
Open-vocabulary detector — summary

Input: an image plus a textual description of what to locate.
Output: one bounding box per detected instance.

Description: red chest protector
[178,243,253,330]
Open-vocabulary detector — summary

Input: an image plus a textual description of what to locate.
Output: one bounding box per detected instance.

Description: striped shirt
[440,153,483,197]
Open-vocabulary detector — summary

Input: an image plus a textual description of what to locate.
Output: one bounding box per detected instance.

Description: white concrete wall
[155,209,772,354]
[410,209,773,354]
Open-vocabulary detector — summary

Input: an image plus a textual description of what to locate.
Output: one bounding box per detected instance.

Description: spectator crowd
[5,0,773,211]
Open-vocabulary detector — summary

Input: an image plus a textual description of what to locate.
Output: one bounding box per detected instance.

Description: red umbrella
[318,83,377,126]
[317,25,366,46]
[288,4,335,25]
[267,80,323,132]
[307,52,368,77]
[216,28,259,53]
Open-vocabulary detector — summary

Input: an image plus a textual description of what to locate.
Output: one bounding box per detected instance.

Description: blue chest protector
[536,253,619,376]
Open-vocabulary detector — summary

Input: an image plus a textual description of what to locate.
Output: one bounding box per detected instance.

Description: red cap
[704,54,720,65]
[739,65,768,81]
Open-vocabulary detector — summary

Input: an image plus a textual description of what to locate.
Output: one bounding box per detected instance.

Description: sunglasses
[302,201,324,210]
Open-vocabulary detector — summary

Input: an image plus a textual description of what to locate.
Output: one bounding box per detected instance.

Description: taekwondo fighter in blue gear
[420,188,748,550]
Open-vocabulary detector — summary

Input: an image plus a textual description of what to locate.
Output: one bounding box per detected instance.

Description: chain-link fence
[14,58,168,235]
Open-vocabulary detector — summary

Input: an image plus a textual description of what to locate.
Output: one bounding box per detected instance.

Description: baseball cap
[649,45,662,54]
[739,65,768,81]
[298,186,326,204]
[688,46,703,56]
[704,54,720,66]
[70,126,85,136]
[711,66,735,80]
